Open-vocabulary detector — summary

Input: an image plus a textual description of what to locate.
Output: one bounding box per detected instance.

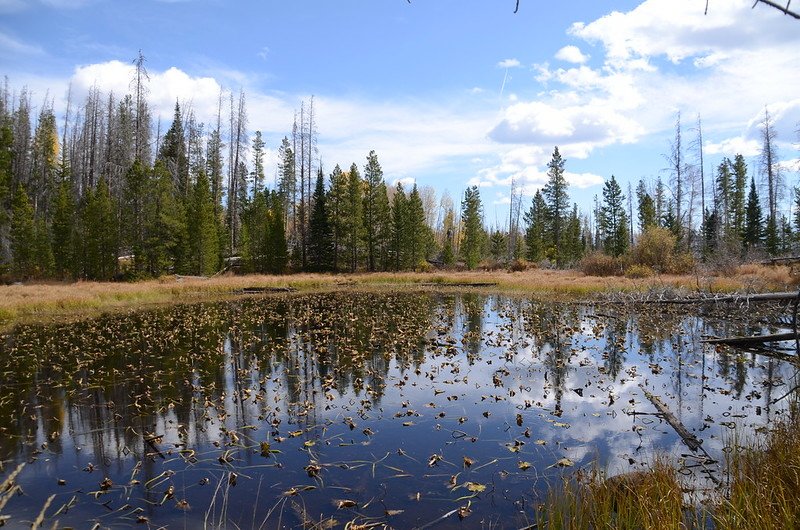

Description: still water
[0,291,794,528]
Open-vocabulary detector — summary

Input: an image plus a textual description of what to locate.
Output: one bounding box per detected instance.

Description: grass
[535,409,800,530]
[713,411,800,529]
[0,264,794,328]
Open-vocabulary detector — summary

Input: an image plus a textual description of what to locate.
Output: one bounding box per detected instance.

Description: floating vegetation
[0,291,796,528]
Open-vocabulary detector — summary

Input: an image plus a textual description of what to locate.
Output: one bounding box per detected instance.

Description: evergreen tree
[489,230,506,261]
[743,177,763,251]
[765,215,779,256]
[10,184,36,279]
[563,204,584,264]
[390,182,408,270]
[731,154,748,239]
[157,102,189,197]
[599,175,629,257]
[187,171,220,276]
[636,180,657,233]
[715,158,733,231]
[328,164,348,272]
[122,160,149,274]
[362,151,389,271]
[407,183,431,268]
[33,217,53,277]
[142,161,187,276]
[308,169,333,271]
[250,130,265,196]
[524,190,547,262]
[345,163,363,272]
[83,177,117,280]
[240,190,268,273]
[542,147,569,266]
[51,179,75,278]
[460,186,485,269]
[267,190,288,274]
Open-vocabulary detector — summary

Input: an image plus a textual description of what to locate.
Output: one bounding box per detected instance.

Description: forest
[0,58,793,282]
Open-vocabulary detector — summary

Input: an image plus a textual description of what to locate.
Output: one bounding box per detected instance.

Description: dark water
[0,291,795,529]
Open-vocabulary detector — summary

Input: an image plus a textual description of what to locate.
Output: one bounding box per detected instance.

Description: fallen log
[702,332,797,346]
[238,286,297,294]
[418,282,499,287]
[639,385,702,452]
[642,292,800,304]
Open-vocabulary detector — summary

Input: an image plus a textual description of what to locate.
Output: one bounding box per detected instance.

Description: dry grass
[714,413,800,530]
[537,460,689,530]
[0,265,793,327]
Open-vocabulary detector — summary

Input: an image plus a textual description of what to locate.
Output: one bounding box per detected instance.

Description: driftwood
[419,282,499,288]
[238,286,297,294]
[639,386,703,451]
[642,291,800,304]
[702,332,798,346]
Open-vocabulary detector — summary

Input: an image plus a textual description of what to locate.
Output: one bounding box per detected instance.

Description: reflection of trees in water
[0,292,441,467]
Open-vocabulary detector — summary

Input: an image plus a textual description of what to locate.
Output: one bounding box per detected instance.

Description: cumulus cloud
[555,45,589,64]
[497,58,521,69]
[489,100,643,147]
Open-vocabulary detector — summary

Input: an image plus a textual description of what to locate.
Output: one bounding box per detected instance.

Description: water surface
[0,291,794,528]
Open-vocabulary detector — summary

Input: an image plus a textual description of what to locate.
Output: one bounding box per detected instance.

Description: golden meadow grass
[0,264,795,326]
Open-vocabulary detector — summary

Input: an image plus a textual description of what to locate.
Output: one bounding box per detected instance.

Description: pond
[0,291,795,529]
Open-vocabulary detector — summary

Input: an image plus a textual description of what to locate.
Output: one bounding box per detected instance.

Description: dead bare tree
[706,0,800,19]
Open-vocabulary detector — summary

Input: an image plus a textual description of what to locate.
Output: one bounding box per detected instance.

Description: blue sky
[2,0,799,226]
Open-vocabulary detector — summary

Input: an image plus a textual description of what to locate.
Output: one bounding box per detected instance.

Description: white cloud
[497,58,521,69]
[257,47,270,61]
[555,45,589,64]
[705,137,760,157]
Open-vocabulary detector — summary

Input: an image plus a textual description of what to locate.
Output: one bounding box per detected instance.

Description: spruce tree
[362,151,389,271]
[345,163,364,272]
[542,147,569,266]
[743,177,763,251]
[267,190,288,274]
[143,161,188,276]
[328,164,348,272]
[524,190,547,262]
[157,102,189,197]
[731,154,748,240]
[187,171,220,276]
[51,179,75,278]
[460,186,485,269]
[490,230,506,261]
[390,182,408,270]
[10,184,36,279]
[83,177,117,280]
[407,183,431,268]
[308,170,333,272]
[599,175,629,257]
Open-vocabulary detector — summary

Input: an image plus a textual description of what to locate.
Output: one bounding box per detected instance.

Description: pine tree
[33,217,53,277]
[542,147,569,266]
[599,175,629,257]
[122,160,149,274]
[187,171,220,276]
[10,184,36,279]
[524,190,547,262]
[743,177,763,251]
[250,131,265,196]
[308,169,333,272]
[461,186,484,269]
[765,215,779,256]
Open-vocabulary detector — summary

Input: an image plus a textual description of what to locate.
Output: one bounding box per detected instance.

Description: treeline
[0,63,795,282]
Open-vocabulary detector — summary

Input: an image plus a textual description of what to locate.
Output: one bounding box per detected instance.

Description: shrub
[508,258,531,272]
[667,252,695,274]
[579,251,622,276]
[629,227,676,272]
[624,264,654,278]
